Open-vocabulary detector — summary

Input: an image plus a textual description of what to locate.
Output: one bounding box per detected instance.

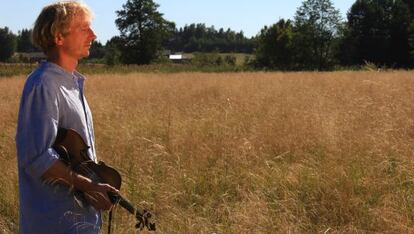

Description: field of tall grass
[0,61,248,78]
[1,71,414,233]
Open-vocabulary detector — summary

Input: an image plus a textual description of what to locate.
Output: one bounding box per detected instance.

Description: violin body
[53,128,122,191]
[53,128,155,231]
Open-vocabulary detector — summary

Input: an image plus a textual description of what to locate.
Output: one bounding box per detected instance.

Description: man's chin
[79,52,90,59]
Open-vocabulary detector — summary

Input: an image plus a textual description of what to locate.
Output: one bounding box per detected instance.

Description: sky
[0,0,354,44]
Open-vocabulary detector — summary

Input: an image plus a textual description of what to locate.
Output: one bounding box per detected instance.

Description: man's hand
[42,160,119,210]
[83,182,119,211]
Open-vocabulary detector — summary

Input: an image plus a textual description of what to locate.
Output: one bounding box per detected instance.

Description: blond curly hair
[32,1,93,53]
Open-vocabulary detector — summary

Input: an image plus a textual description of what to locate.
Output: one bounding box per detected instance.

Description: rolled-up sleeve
[16,82,60,179]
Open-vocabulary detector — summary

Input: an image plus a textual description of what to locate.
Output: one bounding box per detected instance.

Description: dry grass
[2,71,414,233]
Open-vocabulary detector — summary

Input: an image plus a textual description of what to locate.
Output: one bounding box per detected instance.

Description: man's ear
[54,33,65,46]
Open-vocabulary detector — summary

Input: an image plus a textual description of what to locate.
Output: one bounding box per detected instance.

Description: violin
[52,128,156,232]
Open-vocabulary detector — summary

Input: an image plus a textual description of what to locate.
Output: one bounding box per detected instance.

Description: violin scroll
[136,209,156,231]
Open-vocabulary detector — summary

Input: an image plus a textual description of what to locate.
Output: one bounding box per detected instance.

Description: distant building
[168,53,193,63]
[169,54,183,60]
[14,52,46,63]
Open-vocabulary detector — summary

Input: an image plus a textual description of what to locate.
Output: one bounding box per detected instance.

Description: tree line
[0,28,38,62]
[255,0,414,70]
[167,24,254,53]
[1,0,414,70]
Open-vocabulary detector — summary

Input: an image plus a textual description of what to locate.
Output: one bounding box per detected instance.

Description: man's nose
[89,28,97,40]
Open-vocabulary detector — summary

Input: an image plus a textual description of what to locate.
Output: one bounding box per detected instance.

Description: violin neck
[119,195,135,214]
[108,192,135,214]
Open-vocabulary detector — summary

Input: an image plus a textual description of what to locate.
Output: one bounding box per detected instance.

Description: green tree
[409,21,414,62]
[402,0,414,19]
[167,23,254,53]
[88,41,106,60]
[104,36,124,65]
[115,0,175,64]
[17,29,37,53]
[0,27,17,62]
[389,0,412,66]
[343,0,413,67]
[335,21,355,66]
[293,0,341,70]
[254,19,294,69]
[345,0,384,65]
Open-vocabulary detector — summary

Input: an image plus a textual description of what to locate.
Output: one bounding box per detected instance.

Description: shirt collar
[40,60,86,81]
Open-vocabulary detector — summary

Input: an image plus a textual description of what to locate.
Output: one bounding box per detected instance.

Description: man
[16,2,118,233]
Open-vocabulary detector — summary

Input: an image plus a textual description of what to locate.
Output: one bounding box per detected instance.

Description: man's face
[60,12,96,60]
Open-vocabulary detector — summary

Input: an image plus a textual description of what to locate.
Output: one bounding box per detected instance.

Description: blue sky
[0,0,354,43]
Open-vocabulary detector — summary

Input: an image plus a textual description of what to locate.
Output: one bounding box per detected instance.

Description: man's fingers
[101,183,119,194]
[81,182,120,210]
[94,183,119,194]
[85,191,112,210]
[85,192,101,209]
[94,192,112,210]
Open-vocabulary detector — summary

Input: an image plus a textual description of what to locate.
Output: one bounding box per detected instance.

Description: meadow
[1,71,414,233]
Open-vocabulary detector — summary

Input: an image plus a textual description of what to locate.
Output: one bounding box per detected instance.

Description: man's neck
[47,51,78,73]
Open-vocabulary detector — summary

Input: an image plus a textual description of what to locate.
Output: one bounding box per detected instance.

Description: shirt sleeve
[16,81,60,179]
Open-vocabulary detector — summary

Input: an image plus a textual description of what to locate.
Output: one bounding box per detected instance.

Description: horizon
[0,0,353,43]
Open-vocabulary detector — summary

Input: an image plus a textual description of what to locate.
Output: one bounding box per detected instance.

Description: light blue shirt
[16,61,101,234]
